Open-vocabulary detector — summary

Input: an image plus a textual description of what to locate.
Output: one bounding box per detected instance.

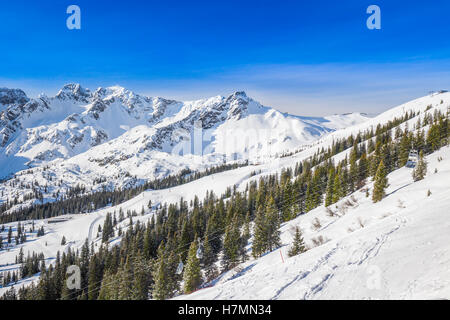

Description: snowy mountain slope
[315,91,450,143]
[0,91,446,218]
[1,138,448,298]
[0,85,369,208]
[0,91,450,286]
[177,145,450,300]
[0,90,450,299]
[0,84,175,176]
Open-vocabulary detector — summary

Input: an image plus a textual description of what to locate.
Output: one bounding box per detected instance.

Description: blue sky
[1,0,450,115]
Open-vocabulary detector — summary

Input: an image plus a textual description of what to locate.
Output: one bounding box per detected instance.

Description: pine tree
[202,234,218,282]
[414,129,426,153]
[7,226,12,244]
[358,152,368,185]
[178,220,192,263]
[131,253,151,300]
[265,196,281,252]
[183,241,202,294]
[398,132,410,167]
[102,213,114,243]
[117,259,133,300]
[152,242,171,300]
[282,179,293,221]
[288,226,306,257]
[412,150,427,181]
[222,214,240,271]
[87,255,102,300]
[305,180,314,212]
[252,206,267,258]
[166,250,180,295]
[97,270,119,300]
[427,123,441,152]
[372,160,389,203]
[240,212,251,262]
[332,167,343,203]
[324,168,335,207]
[349,143,358,192]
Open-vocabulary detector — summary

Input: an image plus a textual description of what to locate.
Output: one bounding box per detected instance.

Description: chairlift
[196,238,203,259]
[405,149,418,168]
[176,261,184,275]
[196,246,203,259]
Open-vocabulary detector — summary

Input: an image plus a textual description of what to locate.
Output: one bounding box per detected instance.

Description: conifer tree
[265,196,281,252]
[282,179,293,221]
[252,206,267,258]
[131,253,151,300]
[118,259,133,300]
[427,123,441,152]
[7,226,12,244]
[412,150,427,181]
[87,255,102,300]
[222,214,240,271]
[357,152,368,188]
[332,167,343,203]
[305,179,314,212]
[178,220,192,262]
[166,250,180,295]
[370,141,382,176]
[324,168,335,207]
[97,270,119,300]
[288,226,306,257]
[414,129,426,153]
[202,234,218,282]
[240,212,251,262]
[102,213,114,243]
[152,242,171,300]
[183,241,202,294]
[349,143,358,192]
[372,160,389,203]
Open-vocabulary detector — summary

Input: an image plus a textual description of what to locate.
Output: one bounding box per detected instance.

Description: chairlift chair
[196,245,203,259]
[406,149,419,168]
[176,261,184,275]
[196,238,203,259]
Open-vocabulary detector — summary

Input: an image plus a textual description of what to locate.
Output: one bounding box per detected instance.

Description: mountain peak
[56,83,91,102]
[0,88,29,107]
[229,91,248,99]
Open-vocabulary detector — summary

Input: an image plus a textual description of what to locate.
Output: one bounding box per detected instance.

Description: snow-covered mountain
[0,84,369,207]
[0,90,448,299]
[0,88,29,112]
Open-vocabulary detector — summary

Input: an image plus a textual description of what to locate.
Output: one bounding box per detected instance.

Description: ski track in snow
[87,214,104,244]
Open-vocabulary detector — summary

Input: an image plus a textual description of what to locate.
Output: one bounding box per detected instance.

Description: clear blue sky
[1,0,450,115]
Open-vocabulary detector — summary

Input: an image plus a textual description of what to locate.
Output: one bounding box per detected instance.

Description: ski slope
[176,145,450,300]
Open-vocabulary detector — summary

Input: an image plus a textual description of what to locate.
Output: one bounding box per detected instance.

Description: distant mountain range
[0,84,369,206]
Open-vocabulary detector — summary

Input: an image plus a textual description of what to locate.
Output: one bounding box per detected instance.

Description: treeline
[2,107,449,300]
[0,161,248,224]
